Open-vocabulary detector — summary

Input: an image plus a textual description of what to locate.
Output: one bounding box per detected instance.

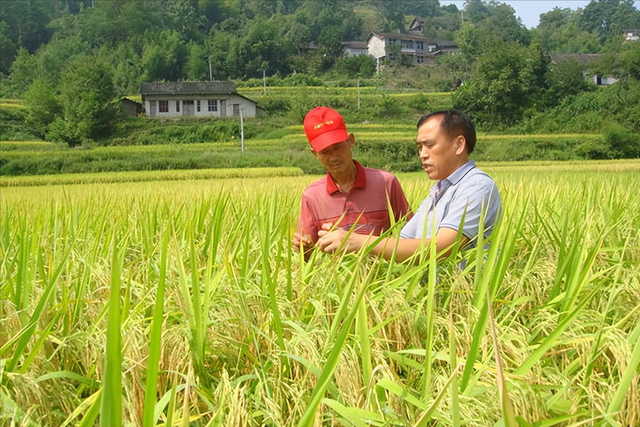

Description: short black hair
[416,109,476,154]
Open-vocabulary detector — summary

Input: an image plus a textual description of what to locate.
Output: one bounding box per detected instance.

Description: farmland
[1,160,639,426]
[0,129,605,177]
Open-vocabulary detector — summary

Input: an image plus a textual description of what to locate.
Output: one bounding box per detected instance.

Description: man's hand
[317,223,368,254]
[292,232,313,252]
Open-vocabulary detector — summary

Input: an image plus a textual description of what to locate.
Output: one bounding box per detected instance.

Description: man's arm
[317,226,468,262]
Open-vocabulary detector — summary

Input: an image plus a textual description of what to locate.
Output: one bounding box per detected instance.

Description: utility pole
[239,108,245,153]
[263,69,266,95]
[208,56,213,81]
[357,79,361,110]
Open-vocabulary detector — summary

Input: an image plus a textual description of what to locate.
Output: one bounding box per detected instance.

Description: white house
[139,81,264,118]
[622,29,639,42]
[365,32,458,72]
[341,41,369,57]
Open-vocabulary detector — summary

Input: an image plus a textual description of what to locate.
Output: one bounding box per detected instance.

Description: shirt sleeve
[400,197,429,239]
[296,194,320,243]
[388,176,412,222]
[440,180,501,240]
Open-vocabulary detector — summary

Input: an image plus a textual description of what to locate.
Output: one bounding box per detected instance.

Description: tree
[141,30,188,82]
[579,0,640,44]
[459,0,530,47]
[5,48,39,96]
[0,21,17,75]
[185,41,210,81]
[23,78,61,139]
[371,0,407,32]
[242,16,292,77]
[48,56,118,146]
[535,8,601,53]
[333,54,376,79]
[453,42,550,128]
[544,58,594,107]
[163,0,205,41]
[199,0,237,29]
[422,7,462,39]
[79,0,163,48]
[0,0,53,53]
[618,40,640,80]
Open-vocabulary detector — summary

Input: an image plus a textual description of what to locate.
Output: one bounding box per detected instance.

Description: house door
[183,100,194,116]
[220,100,226,117]
[149,101,156,117]
[233,104,240,117]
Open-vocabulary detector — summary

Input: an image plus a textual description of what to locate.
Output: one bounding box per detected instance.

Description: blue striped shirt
[400,160,501,250]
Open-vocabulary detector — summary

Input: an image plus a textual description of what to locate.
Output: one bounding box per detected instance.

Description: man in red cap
[293,106,412,257]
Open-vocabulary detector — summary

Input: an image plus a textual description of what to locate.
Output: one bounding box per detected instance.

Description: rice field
[1,161,639,427]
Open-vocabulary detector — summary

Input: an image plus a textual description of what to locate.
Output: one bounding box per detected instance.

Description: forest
[0,0,639,152]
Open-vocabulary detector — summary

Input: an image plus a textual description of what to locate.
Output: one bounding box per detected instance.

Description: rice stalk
[100,235,126,427]
[297,250,374,427]
[142,225,171,427]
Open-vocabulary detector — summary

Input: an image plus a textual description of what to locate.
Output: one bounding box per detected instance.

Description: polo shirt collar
[441,160,476,187]
[326,160,366,194]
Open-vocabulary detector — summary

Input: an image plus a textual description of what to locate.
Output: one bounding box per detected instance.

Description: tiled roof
[139,81,237,95]
[549,53,602,66]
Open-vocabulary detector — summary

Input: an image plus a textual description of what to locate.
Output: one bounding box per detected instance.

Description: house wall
[121,99,143,117]
[368,36,386,59]
[593,75,619,85]
[344,48,369,57]
[143,94,257,118]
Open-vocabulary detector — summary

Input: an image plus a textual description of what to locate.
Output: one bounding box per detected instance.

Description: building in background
[139,82,264,118]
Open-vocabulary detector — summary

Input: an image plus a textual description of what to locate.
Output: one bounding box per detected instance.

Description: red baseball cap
[303,106,349,152]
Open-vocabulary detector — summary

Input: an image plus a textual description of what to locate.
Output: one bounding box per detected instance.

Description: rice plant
[0,162,638,426]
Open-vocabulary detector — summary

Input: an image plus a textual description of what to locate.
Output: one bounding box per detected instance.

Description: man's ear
[455,136,466,154]
[347,133,355,147]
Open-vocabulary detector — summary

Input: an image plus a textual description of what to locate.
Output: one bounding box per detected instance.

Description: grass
[1,161,639,426]
[0,167,305,187]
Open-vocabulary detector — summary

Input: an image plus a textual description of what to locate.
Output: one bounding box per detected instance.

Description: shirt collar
[441,160,476,187]
[326,160,366,194]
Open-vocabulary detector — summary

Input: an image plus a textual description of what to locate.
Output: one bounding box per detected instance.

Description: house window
[416,41,424,50]
[417,55,424,64]
[401,41,412,49]
[176,101,180,112]
[208,99,218,112]
[159,100,168,113]
[197,100,201,112]
[387,38,396,45]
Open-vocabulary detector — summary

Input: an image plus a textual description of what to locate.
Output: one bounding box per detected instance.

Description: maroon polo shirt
[297,161,411,243]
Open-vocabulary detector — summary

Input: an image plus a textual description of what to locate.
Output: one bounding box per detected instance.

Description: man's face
[416,115,465,181]
[313,135,354,176]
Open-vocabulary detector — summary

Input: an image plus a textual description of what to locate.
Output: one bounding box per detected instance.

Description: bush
[407,93,431,112]
[104,120,252,146]
[375,95,405,118]
[282,73,324,87]
[603,122,640,159]
[0,107,30,140]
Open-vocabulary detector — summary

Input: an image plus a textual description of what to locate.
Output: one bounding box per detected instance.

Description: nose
[419,145,429,159]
